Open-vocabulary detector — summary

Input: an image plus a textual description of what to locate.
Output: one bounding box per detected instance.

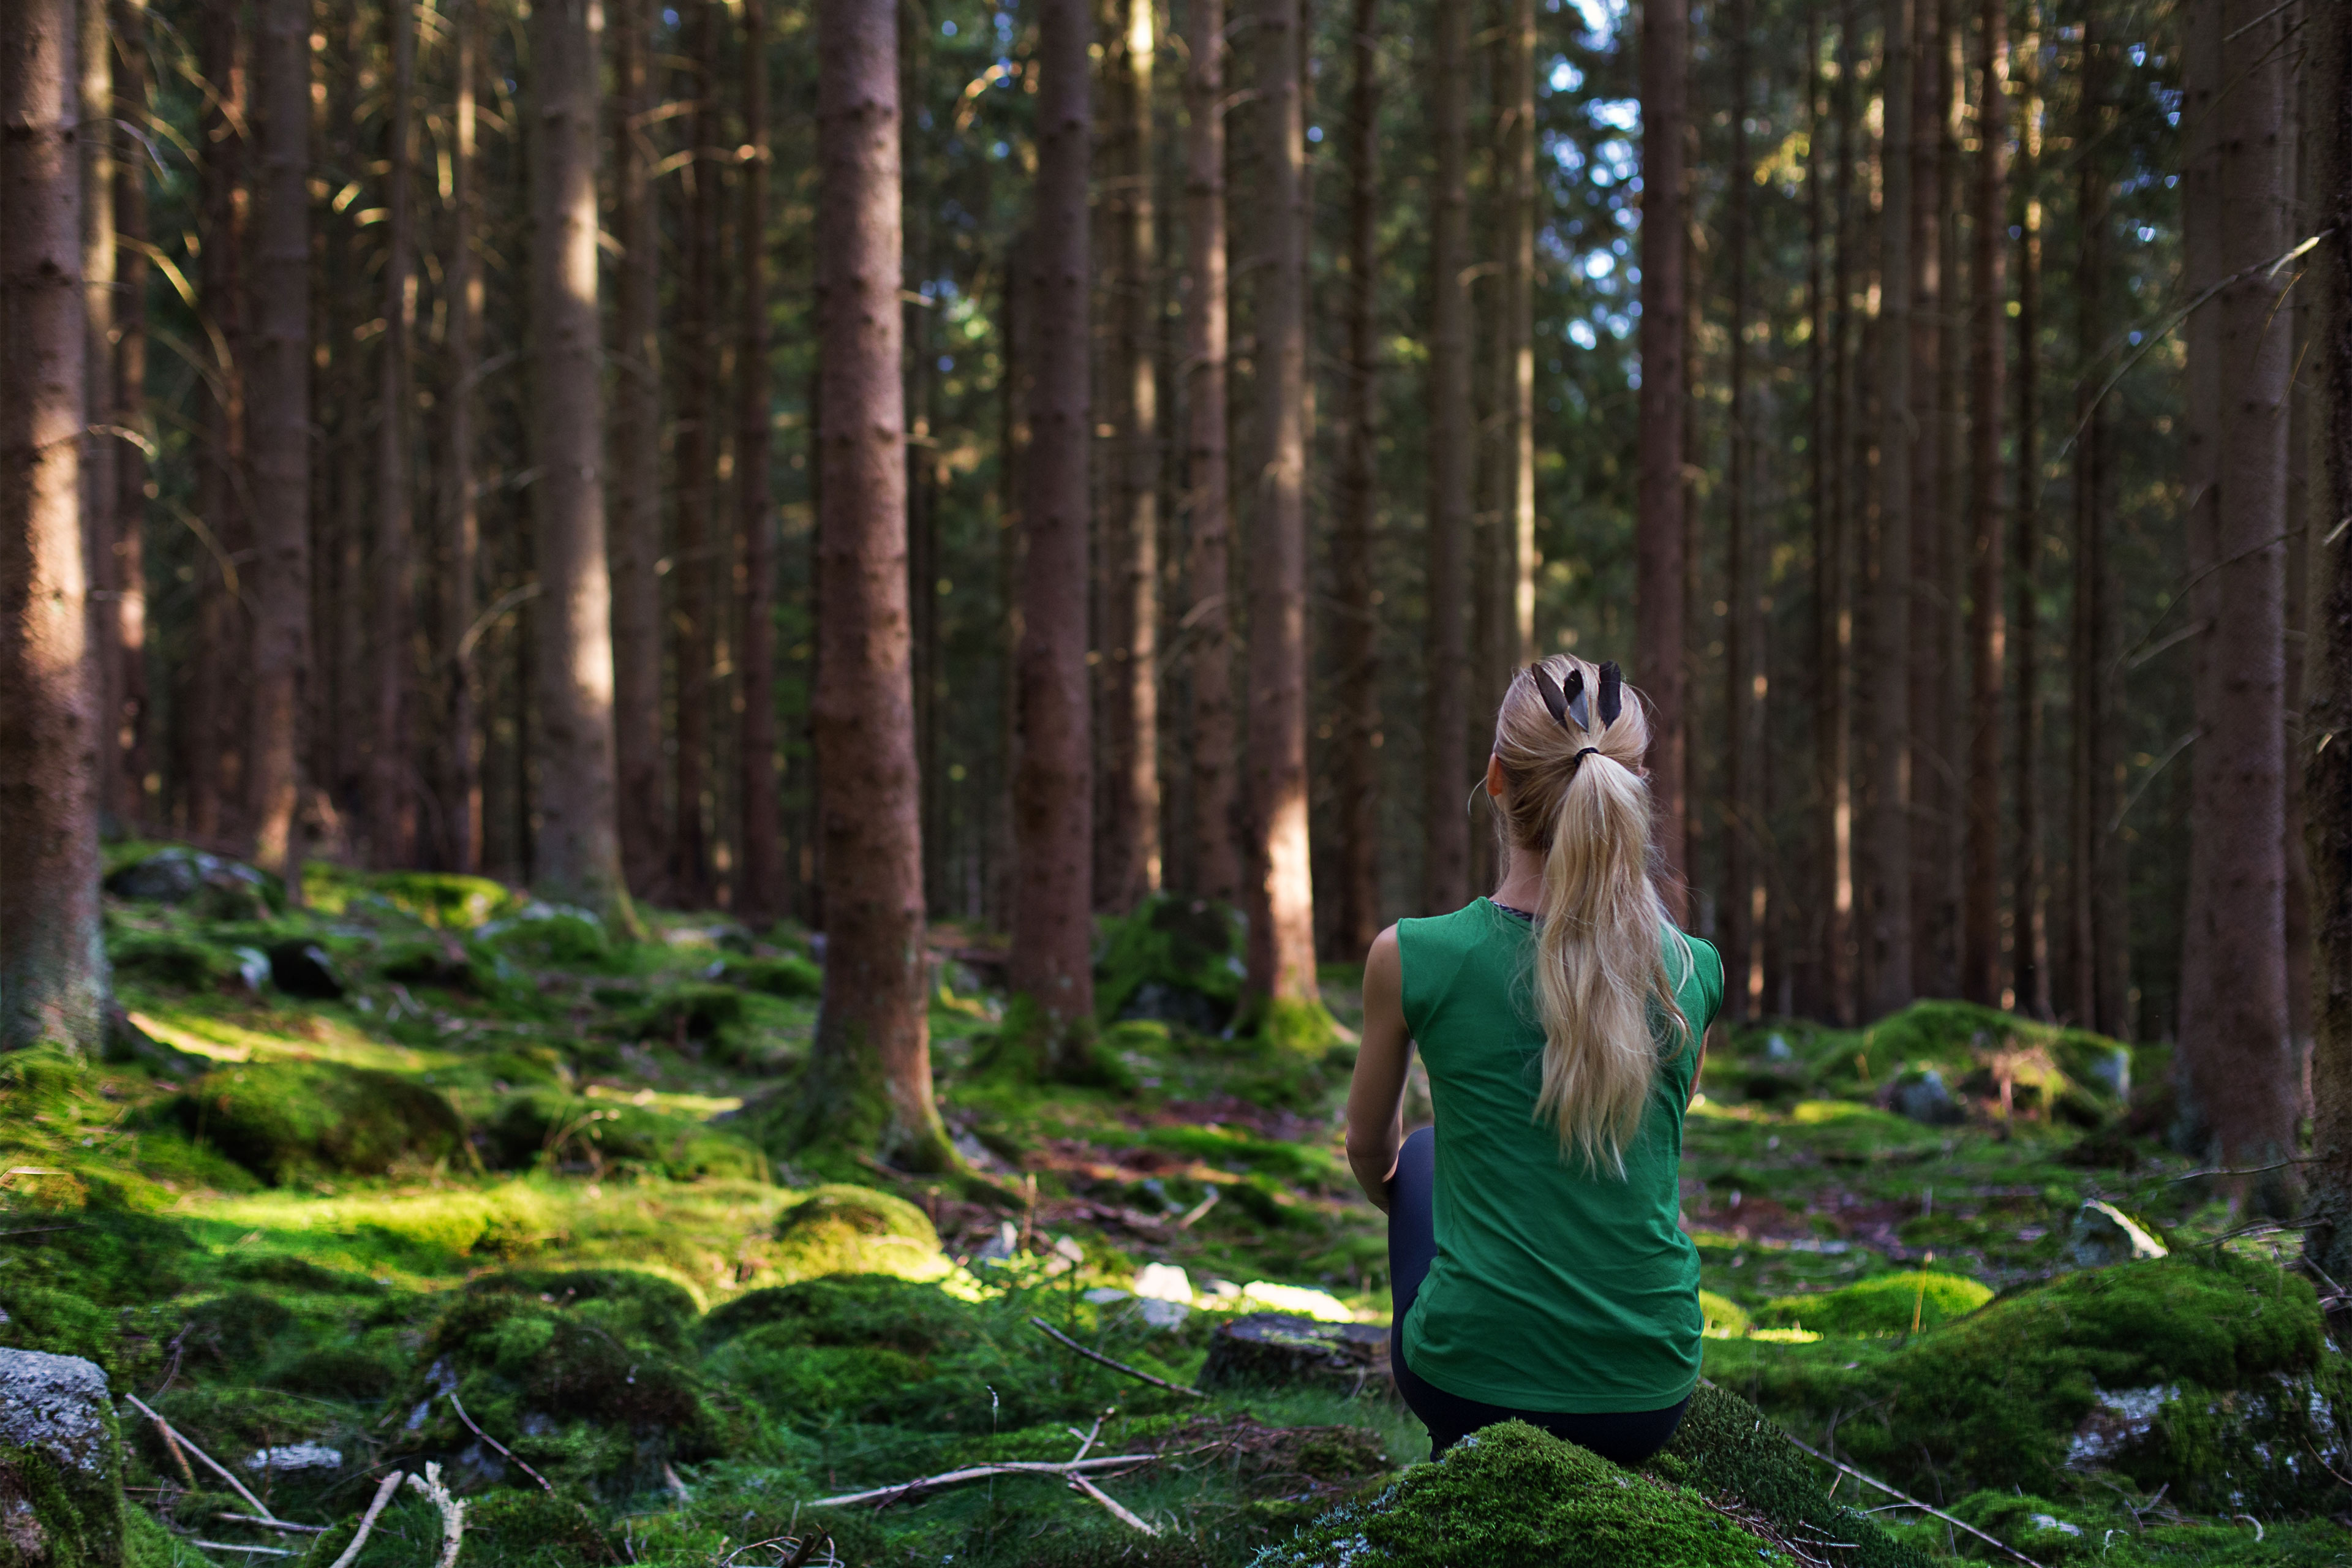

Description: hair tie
[1575,747,1600,763]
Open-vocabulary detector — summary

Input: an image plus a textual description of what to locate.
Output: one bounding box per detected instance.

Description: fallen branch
[447,1391,554,1493]
[193,1542,292,1557]
[121,1393,281,1525]
[1068,1472,1159,1535]
[325,1471,407,1568]
[216,1515,326,1534]
[406,1462,467,1568]
[807,1453,1159,1510]
[1774,1430,2045,1568]
[1028,1317,1206,1399]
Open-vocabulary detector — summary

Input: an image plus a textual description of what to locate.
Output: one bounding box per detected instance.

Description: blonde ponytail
[1489,655,1692,1176]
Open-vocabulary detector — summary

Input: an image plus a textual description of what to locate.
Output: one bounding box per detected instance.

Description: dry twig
[215,1515,326,1534]
[324,1472,407,1568]
[193,1542,292,1556]
[406,1462,468,1568]
[1774,1429,2045,1568]
[1027,1316,1206,1398]
[121,1393,280,1525]
[807,1453,1160,1509]
[1067,1472,1159,1535]
[447,1391,554,1493]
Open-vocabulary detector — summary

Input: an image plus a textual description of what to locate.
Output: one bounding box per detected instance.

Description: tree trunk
[529,0,635,927]
[1101,0,1163,913]
[1332,0,1382,960]
[1637,0,1687,922]
[1961,0,2005,1005]
[190,0,248,846]
[1801,0,1829,1017]
[2011,3,2049,1016]
[1012,0,1098,1047]
[609,0,664,895]
[1723,0,1757,1021]
[1,0,108,1054]
[79,0,117,839]
[809,0,952,1165]
[1868,0,1915,1017]
[1822,0,1858,1023]
[671,0,721,908]
[2180,0,2297,1193]
[1239,0,1317,1009]
[1422,0,1472,916]
[1905,0,1945,999]
[1183,0,1238,903]
[440,0,483,873]
[246,0,310,883]
[2285,54,2315,1096]
[368,0,417,867]
[737,0,780,927]
[110,0,151,831]
[2299,0,2352,1308]
[1502,0,1536,669]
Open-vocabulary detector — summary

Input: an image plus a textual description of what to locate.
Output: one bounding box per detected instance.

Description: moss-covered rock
[1095,895,1248,1030]
[0,1350,127,1568]
[478,903,612,967]
[720,954,823,999]
[173,1063,466,1185]
[769,1184,946,1282]
[1759,1271,1994,1336]
[467,1270,701,1352]
[104,933,241,994]
[1707,1251,2347,1510]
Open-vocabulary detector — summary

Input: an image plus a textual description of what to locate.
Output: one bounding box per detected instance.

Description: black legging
[1387,1124,1689,1461]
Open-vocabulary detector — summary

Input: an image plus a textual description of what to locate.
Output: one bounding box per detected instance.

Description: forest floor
[6,848,2352,1566]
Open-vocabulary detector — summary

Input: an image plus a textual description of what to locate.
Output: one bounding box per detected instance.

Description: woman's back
[1396,898,1724,1414]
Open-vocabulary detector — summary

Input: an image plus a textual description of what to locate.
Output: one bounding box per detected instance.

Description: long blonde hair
[1489,655,1694,1176]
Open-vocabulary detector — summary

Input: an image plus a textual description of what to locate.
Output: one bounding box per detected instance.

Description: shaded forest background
[9,0,2337,1057]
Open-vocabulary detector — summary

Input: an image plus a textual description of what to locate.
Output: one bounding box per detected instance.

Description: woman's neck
[1490,844,1545,914]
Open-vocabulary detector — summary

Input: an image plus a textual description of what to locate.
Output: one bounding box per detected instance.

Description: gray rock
[2064,1199,2168,1270]
[0,1349,115,1476]
[1891,1068,1963,1125]
[104,848,273,921]
[2080,1045,2132,1101]
[244,1443,343,1474]
[1197,1313,1390,1390]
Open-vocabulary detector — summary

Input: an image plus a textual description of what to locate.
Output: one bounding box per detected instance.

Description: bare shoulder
[1363,925,1403,1007]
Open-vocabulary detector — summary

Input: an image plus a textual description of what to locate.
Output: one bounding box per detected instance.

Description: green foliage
[478,904,614,967]
[1095,895,1249,1027]
[481,1090,767,1183]
[1759,1272,1994,1336]
[172,1062,467,1185]
[107,931,243,993]
[721,954,824,999]
[1650,1386,1929,1567]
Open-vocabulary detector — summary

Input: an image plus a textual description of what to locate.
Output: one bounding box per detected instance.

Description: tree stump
[1197,1313,1390,1390]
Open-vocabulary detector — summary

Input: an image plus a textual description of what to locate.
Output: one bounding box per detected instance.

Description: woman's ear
[1485,753,1507,798]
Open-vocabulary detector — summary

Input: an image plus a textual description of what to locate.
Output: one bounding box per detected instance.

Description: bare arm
[1346,925,1411,1213]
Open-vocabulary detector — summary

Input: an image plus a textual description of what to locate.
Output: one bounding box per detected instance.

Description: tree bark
[1183,0,1238,903]
[2299,0,2352,1306]
[79,0,117,837]
[1821,0,1858,1023]
[1868,0,1915,1016]
[440,0,483,873]
[1102,0,1163,913]
[246,0,310,883]
[809,0,951,1164]
[1502,0,1536,669]
[2011,2,2049,1016]
[1,0,108,1054]
[671,0,722,907]
[110,0,151,831]
[1637,0,1687,922]
[609,0,664,895]
[737,0,781,927]
[1332,0,1382,960]
[528,0,635,927]
[1422,0,1472,916]
[1905,0,1947,998]
[1961,0,2005,1005]
[2180,0,2297,1191]
[366,0,417,867]
[1239,0,1317,1008]
[1012,0,1098,1044]
[1723,0,1757,1021]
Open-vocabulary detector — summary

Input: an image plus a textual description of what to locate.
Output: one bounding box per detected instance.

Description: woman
[1346,655,1723,1463]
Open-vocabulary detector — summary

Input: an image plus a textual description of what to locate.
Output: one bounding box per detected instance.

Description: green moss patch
[1760,1272,1994,1336]
[1095,895,1248,1028]
[0,1442,126,1568]
[480,1090,766,1183]
[173,1062,466,1185]
[769,1184,946,1282]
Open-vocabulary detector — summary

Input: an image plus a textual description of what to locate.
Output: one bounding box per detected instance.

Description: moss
[1253,1420,1795,1567]
[173,1063,466,1185]
[769,1185,946,1283]
[1650,1385,1929,1568]
[106,933,241,993]
[1759,1272,1994,1336]
[467,1269,701,1351]
[1247,995,1343,1058]
[629,984,745,1044]
[721,954,823,999]
[0,1289,123,1387]
[1094,895,1249,1027]
[0,1444,124,1568]
[481,1091,767,1183]
[1706,1251,2339,1508]
[478,904,613,967]
[363,871,519,929]
[1698,1291,1751,1338]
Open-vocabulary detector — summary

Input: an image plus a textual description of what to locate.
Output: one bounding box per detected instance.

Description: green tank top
[1396,898,1723,1413]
